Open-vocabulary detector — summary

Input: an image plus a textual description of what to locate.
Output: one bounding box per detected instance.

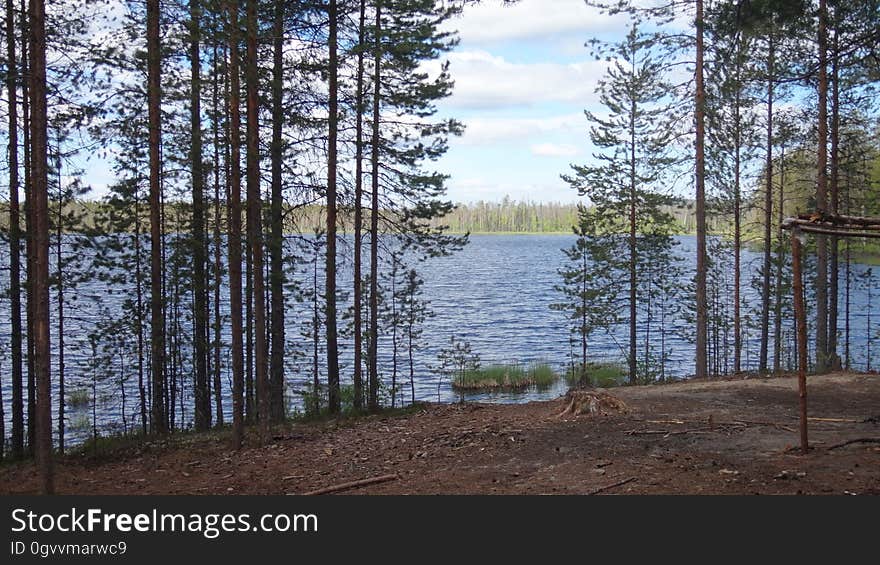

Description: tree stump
[557,389,628,418]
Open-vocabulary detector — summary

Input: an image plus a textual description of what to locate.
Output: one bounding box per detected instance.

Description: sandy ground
[1,371,878,495]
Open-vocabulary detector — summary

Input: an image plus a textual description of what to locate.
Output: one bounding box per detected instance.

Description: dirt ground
[2,371,878,495]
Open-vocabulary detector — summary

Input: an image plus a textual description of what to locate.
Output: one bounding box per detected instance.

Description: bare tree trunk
[190,0,211,431]
[54,142,64,454]
[733,41,742,374]
[815,0,829,373]
[227,0,245,449]
[828,21,840,370]
[147,0,166,434]
[760,33,774,374]
[352,0,366,411]
[269,0,286,422]
[368,1,382,411]
[245,231,253,421]
[244,0,268,441]
[28,0,53,494]
[628,92,637,385]
[6,0,24,459]
[773,145,785,374]
[694,0,708,379]
[212,38,224,427]
[135,187,146,434]
[326,0,341,414]
[22,0,35,455]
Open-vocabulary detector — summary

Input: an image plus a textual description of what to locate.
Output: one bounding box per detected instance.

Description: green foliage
[435,336,480,400]
[565,362,628,388]
[452,362,558,390]
[551,205,619,370]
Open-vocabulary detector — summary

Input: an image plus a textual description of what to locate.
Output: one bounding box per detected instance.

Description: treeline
[429,199,727,234]
[0,198,716,235]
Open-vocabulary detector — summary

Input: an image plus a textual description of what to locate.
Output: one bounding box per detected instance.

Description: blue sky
[433,0,632,204]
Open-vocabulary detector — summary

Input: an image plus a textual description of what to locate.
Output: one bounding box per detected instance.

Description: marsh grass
[452,362,559,390]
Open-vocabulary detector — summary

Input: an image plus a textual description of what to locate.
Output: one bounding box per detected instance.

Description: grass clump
[565,362,628,388]
[452,362,559,390]
[67,389,91,409]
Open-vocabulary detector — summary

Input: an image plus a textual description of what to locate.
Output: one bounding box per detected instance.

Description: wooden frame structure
[782,212,880,454]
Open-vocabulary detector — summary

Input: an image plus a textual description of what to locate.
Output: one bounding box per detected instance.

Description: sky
[433,0,631,204]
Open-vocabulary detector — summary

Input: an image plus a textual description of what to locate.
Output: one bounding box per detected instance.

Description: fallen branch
[827,438,880,451]
[625,428,714,437]
[587,476,636,495]
[808,417,861,423]
[300,474,398,495]
[733,420,798,433]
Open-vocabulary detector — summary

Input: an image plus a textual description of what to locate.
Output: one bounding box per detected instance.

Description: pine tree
[550,205,617,385]
[566,22,681,384]
[399,267,431,404]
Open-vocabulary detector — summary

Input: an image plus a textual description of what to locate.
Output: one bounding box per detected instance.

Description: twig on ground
[827,438,880,451]
[299,474,399,495]
[587,476,636,495]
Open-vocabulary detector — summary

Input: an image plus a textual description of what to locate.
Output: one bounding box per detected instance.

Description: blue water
[0,234,877,446]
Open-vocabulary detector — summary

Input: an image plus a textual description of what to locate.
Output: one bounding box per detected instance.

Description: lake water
[0,234,877,446]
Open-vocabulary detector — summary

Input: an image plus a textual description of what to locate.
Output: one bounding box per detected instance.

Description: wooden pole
[791,227,808,454]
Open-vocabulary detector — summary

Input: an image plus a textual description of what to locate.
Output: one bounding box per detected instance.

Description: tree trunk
[773,145,785,374]
[760,33,774,374]
[628,30,637,385]
[6,0,24,459]
[245,227,253,422]
[815,0,829,373]
[135,187,146,434]
[212,38,224,427]
[368,1,382,411]
[22,0,35,455]
[190,0,211,431]
[326,0,341,414]
[694,0,708,379]
[828,21,840,370]
[733,38,742,374]
[147,0,166,435]
[227,0,245,449]
[245,0,268,441]
[352,0,366,411]
[269,0,286,422]
[54,143,64,454]
[28,0,53,494]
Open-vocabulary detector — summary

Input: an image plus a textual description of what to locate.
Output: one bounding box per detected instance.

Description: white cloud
[454,113,584,146]
[530,143,580,158]
[444,0,628,45]
[429,50,606,110]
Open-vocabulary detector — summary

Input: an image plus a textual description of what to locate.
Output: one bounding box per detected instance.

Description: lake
[0,233,876,446]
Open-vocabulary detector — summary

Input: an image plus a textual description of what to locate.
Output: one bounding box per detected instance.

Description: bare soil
[2,371,879,495]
